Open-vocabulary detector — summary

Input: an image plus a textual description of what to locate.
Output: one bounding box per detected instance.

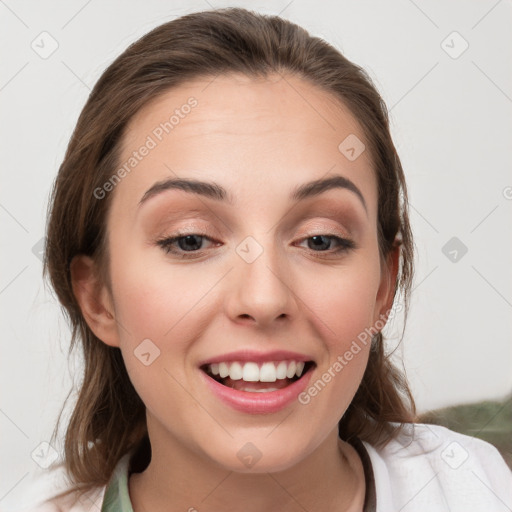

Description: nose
[225,236,298,328]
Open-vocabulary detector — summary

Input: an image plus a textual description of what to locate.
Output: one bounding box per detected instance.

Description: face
[85,73,395,472]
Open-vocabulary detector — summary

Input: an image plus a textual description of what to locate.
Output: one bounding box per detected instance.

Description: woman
[22,7,511,511]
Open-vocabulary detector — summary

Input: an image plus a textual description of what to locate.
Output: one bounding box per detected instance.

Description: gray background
[1,0,511,509]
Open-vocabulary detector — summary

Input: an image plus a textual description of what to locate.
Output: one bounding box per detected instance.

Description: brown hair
[44,6,417,499]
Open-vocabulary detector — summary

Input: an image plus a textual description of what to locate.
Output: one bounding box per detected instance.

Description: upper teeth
[207,361,306,382]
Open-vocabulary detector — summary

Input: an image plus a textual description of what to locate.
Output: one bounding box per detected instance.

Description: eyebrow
[138,174,367,212]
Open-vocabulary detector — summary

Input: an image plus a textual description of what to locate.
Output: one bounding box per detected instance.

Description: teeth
[206,360,308,382]
[218,362,229,378]
[240,387,280,393]
[229,362,243,380]
[242,362,259,382]
[286,361,297,379]
[260,362,277,382]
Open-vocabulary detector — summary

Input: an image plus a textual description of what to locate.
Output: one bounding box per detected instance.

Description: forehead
[111,72,377,219]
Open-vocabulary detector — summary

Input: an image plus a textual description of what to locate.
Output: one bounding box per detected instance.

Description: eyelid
[158,222,219,238]
[153,218,355,244]
[150,207,359,243]
[296,219,353,240]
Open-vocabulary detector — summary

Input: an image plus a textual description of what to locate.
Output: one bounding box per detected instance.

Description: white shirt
[8,423,512,511]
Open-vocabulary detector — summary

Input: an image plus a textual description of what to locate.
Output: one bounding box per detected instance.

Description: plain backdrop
[1,0,511,509]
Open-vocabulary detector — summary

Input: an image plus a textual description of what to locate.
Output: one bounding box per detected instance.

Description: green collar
[101,452,134,512]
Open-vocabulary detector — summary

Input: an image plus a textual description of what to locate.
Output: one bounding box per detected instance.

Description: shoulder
[9,486,106,512]
[6,451,134,512]
[362,422,512,511]
[4,464,107,512]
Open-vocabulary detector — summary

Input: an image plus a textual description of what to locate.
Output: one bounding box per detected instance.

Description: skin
[71,72,399,511]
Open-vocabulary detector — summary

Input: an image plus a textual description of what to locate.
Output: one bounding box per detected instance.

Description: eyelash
[155,231,356,259]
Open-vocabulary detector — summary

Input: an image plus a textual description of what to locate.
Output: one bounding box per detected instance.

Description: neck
[129,422,365,512]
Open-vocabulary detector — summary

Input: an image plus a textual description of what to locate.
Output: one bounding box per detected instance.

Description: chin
[204,440,308,474]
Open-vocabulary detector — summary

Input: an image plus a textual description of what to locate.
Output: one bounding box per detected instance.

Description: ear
[70,254,120,348]
[373,242,400,325]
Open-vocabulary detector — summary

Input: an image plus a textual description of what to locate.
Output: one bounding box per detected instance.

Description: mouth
[200,360,316,393]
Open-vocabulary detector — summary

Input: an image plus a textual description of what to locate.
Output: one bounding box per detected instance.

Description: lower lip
[199,366,314,414]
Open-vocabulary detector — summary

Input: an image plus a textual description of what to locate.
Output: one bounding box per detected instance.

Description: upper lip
[198,349,315,367]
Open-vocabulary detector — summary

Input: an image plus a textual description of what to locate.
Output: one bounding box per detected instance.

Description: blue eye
[155,232,356,259]
[156,233,215,257]
[298,235,355,253]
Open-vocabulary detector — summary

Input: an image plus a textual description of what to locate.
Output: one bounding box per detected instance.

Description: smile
[199,359,316,414]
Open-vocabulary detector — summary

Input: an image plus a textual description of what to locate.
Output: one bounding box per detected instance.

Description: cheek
[107,247,223,384]
[305,260,382,351]
[286,278,376,441]
[109,247,206,339]
[295,264,380,418]
[107,255,198,415]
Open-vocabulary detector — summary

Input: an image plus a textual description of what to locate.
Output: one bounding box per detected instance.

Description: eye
[155,232,356,259]
[296,234,356,255]
[156,232,219,258]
